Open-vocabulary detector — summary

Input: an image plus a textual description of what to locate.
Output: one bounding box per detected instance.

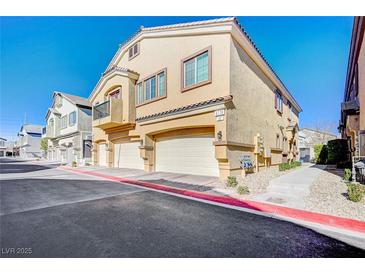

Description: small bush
[72,161,77,167]
[279,163,290,171]
[347,184,365,202]
[344,168,352,181]
[227,176,238,187]
[291,161,302,168]
[279,161,301,171]
[237,185,249,195]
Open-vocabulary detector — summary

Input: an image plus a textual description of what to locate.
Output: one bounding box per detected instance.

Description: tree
[40,138,48,152]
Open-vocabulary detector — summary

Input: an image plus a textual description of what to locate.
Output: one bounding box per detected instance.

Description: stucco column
[106,141,113,168]
[140,135,154,172]
[91,142,98,165]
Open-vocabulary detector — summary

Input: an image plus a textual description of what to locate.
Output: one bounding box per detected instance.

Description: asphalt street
[0,158,364,258]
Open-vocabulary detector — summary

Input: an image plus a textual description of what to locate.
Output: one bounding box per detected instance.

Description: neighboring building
[43,91,92,164]
[89,17,302,179]
[298,128,337,162]
[17,124,43,158]
[339,16,365,158]
[0,137,6,157]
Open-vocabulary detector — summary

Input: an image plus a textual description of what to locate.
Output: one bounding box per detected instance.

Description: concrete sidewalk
[68,165,222,194]
[251,164,326,209]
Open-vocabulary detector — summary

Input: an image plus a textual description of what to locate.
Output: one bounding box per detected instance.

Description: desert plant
[227,176,238,187]
[344,168,352,181]
[237,185,249,195]
[72,161,77,167]
[347,183,365,202]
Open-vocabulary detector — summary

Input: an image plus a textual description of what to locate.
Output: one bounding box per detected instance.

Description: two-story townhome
[89,17,302,180]
[17,124,43,158]
[339,16,365,159]
[44,92,92,164]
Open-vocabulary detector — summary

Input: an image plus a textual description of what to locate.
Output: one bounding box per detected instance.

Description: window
[60,115,67,129]
[136,83,143,105]
[55,95,62,107]
[128,43,139,60]
[275,90,283,113]
[276,134,280,148]
[69,111,76,126]
[182,47,211,91]
[109,89,120,99]
[158,71,166,97]
[136,69,167,106]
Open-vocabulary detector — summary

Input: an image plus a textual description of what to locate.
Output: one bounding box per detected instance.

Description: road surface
[0,158,364,257]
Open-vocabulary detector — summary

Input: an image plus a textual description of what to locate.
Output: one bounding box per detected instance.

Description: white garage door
[114,142,144,170]
[98,143,107,166]
[66,147,74,163]
[156,136,219,177]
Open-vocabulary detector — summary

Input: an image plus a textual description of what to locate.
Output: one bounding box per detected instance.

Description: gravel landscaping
[304,168,365,221]
[215,165,303,199]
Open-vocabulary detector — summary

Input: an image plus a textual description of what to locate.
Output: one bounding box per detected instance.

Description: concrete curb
[59,166,365,235]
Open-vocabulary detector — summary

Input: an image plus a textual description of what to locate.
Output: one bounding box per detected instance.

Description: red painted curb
[60,166,365,234]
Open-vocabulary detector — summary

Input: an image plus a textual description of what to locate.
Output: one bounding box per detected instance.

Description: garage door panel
[114,142,144,170]
[98,144,107,167]
[156,136,219,177]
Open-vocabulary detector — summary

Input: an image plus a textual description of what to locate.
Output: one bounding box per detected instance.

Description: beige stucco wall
[117,34,231,118]
[227,37,299,170]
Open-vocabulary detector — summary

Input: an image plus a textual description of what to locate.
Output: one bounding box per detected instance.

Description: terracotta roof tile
[136,95,233,123]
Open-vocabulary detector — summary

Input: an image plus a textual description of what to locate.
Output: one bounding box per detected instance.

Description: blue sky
[0,16,353,140]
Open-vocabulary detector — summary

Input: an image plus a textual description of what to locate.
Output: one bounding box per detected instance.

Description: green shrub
[237,185,250,195]
[279,161,301,171]
[344,168,352,181]
[327,139,350,165]
[291,161,302,168]
[314,144,328,164]
[279,163,290,171]
[72,161,77,167]
[347,184,365,202]
[227,176,238,187]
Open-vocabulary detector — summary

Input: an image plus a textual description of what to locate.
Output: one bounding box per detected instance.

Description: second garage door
[155,136,219,177]
[98,143,107,166]
[114,142,144,170]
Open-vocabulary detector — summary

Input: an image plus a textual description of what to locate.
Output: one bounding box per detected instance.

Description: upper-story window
[60,115,67,129]
[69,111,76,126]
[109,89,120,99]
[181,46,211,92]
[128,43,140,60]
[55,95,62,108]
[275,90,283,113]
[136,69,167,106]
[145,76,156,101]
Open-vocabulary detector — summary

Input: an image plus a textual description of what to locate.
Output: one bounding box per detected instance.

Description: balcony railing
[93,101,110,120]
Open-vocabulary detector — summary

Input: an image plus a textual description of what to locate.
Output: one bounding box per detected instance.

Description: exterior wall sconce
[140,139,144,146]
[217,131,223,141]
